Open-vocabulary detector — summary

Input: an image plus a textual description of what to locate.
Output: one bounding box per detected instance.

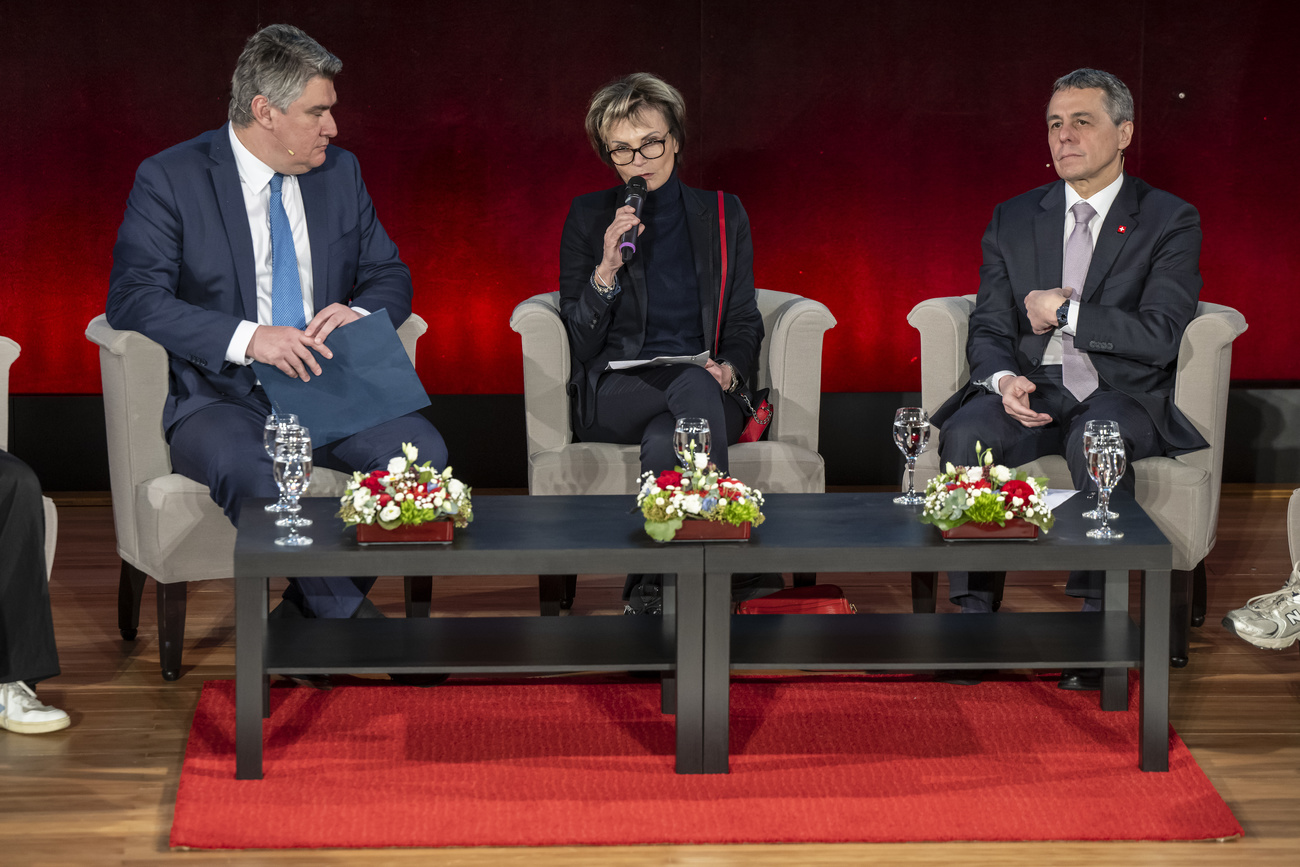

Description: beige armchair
[0,337,58,579]
[510,289,836,613]
[86,314,428,680]
[906,296,1247,665]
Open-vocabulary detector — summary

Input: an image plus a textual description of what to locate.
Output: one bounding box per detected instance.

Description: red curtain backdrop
[2,1,1294,394]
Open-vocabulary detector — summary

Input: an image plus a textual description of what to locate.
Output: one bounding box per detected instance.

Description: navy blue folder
[253,309,431,447]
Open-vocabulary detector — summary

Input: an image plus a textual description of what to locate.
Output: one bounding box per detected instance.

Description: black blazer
[933,175,1208,454]
[558,181,764,429]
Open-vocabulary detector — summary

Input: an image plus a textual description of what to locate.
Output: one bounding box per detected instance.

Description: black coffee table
[701,492,1172,773]
[232,495,708,779]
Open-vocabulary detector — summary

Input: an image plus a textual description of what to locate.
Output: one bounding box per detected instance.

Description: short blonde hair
[585,73,686,168]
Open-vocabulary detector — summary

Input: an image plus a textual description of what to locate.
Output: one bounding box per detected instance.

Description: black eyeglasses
[607,138,667,165]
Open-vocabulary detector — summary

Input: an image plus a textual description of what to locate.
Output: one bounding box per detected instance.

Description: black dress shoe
[1058,668,1102,690]
[935,669,993,685]
[282,673,333,690]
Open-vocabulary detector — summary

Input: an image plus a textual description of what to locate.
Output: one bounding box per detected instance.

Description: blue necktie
[269,173,307,329]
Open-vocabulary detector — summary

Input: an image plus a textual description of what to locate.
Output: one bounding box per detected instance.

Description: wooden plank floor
[3,486,1297,865]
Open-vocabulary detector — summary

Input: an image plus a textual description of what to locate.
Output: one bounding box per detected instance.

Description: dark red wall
[2,1,1294,394]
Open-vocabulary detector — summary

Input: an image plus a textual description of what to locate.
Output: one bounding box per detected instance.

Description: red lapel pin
[1117,225,1127,234]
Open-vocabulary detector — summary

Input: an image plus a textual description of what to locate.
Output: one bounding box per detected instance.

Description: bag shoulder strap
[714,190,727,354]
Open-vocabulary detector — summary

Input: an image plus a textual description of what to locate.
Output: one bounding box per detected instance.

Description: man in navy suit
[107,24,446,621]
[930,69,1206,689]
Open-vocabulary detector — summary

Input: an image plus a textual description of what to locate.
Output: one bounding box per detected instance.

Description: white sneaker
[1221,565,1300,650]
[0,681,71,734]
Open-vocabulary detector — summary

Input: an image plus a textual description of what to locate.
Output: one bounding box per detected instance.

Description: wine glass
[263,413,301,513]
[892,407,931,505]
[1081,419,1120,519]
[273,439,313,546]
[673,417,712,471]
[1085,432,1126,540]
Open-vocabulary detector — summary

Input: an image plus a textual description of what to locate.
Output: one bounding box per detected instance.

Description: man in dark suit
[931,69,1206,688]
[106,24,445,621]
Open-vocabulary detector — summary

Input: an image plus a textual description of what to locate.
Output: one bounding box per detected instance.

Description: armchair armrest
[761,293,836,451]
[0,335,18,450]
[509,292,571,455]
[906,295,976,416]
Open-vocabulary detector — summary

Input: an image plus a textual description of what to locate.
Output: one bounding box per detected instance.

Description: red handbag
[736,584,856,615]
[715,191,773,444]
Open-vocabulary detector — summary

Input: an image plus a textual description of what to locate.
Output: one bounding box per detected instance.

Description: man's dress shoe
[1058,668,1102,690]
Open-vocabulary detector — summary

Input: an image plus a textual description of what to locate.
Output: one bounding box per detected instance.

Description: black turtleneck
[636,172,704,359]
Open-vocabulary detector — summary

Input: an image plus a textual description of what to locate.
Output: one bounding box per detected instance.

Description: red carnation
[1001,479,1035,504]
[657,470,683,488]
[378,493,392,506]
[360,475,386,494]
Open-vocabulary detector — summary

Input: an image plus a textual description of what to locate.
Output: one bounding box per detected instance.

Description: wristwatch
[1055,300,1071,329]
[720,360,740,393]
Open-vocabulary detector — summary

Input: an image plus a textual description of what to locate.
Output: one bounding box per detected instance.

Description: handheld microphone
[618,176,648,263]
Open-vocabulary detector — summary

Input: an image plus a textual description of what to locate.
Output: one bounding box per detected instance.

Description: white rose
[694,452,709,470]
[991,465,1011,484]
[447,479,466,499]
[379,503,401,522]
[681,494,703,514]
[965,467,983,483]
[387,456,408,475]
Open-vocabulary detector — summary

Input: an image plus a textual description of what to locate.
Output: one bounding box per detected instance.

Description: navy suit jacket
[558,181,764,429]
[106,124,412,432]
[933,175,1208,454]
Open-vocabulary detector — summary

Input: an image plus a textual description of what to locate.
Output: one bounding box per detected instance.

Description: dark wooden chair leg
[911,572,938,613]
[792,572,816,587]
[1170,568,1193,667]
[404,576,432,618]
[156,581,188,681]
[117,560,147,640]
[1190,560,1207,627]
[539,575,573,616]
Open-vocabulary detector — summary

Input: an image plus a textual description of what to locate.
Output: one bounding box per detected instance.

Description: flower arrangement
[337,442,473,529]
[918,442,1055,533]
[636,447,765,542]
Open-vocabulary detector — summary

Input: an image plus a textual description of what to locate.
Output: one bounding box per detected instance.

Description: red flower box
[941,518,1038,541]
[356,521,454,545]
[667,520,751,542]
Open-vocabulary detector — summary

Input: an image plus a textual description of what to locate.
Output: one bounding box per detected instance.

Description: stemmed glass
[273,439,313,547]
[1081,419,1120,520]
[893,407,931,505]
[263,413,301,513]
[1084,431,1126,540]
[673,417,712,481]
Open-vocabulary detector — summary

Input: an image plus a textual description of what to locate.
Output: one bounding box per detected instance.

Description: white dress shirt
[224,125,315,364]
[988,173,1124,395]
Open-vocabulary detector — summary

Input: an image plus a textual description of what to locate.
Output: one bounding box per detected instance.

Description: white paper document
[606,351,710,371]
[1042,488,1080,510]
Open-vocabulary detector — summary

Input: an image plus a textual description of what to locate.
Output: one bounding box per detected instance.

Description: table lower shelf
[263,616,675,674]
[730,611,1141,670]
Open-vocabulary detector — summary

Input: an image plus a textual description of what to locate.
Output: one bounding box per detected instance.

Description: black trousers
[575,364,744,475]
[0,449,59,684]
[938,367,1163,604]
[576,364,747,600]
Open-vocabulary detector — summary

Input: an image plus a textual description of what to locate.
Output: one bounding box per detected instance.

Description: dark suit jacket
[558,181,764,429]
[933,175,1207,453]
[106,124,412,432]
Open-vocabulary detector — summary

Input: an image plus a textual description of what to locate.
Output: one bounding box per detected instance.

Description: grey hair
[228,24,341,127]
[585,73,687,168]
[1051,68,1134,126]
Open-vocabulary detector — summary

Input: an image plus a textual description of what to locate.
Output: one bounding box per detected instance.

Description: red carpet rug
[171,675,1241,849]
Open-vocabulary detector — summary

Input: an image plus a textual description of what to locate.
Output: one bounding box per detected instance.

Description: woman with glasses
[559,73,768,612]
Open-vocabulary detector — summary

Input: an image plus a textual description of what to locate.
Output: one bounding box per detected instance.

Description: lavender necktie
[269,173,307,329]
[1061,200,1099,401]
